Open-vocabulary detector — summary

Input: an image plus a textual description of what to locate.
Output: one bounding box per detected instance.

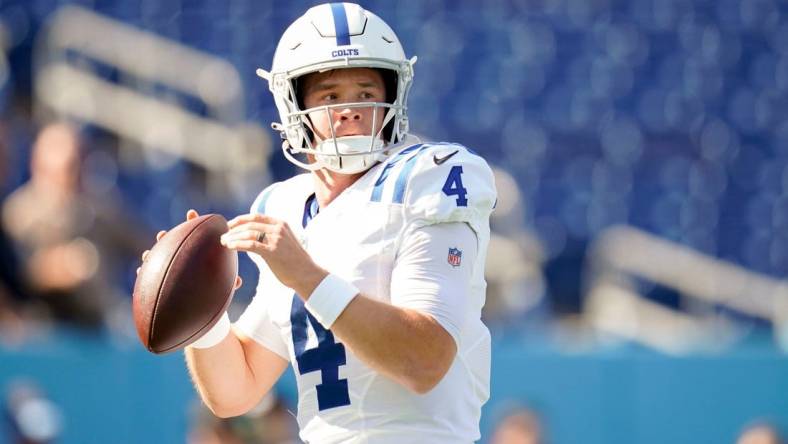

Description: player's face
[301,68,387,142]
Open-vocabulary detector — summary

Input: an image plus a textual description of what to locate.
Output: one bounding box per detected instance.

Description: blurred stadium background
[0,0,787,443]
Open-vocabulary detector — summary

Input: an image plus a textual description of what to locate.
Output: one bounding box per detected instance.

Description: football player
[181,3,496,443]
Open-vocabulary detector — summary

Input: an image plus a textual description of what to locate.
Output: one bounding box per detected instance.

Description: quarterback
[176,3,496,443]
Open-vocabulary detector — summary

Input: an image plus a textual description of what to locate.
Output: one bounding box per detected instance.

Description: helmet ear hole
[302,117,316,144]
[289,76,316,146]
[293,76,306,111]
[377,68,398,142]
[377,69,398,105]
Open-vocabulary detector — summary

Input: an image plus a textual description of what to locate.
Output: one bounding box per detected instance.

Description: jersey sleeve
[234,277,290,360]
[401,143,497,227]
[232,181,290,360]
[389,221,478,348]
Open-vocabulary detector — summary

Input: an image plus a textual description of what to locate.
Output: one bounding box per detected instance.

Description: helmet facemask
[288,99,398,174]
[267,64,413,175]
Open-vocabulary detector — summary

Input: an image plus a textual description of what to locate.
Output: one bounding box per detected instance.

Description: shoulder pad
[249,173,312,215]
[370,142,496,224]
[250,182,281,215]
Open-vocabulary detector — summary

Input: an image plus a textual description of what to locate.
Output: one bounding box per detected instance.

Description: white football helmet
[257,3,417,174]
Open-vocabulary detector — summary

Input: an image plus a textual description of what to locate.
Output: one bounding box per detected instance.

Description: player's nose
[336,107,362,121]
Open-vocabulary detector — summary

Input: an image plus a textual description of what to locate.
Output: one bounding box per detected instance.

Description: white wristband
[188,312,231,349]
[305,274,359,329]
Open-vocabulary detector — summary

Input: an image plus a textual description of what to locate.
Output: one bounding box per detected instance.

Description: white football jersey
[235,142,497,444]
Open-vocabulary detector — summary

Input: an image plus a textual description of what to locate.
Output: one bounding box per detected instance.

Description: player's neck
[312,168,365,208]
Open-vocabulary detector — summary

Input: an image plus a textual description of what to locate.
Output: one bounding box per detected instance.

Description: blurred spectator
[0,122,31,342]
[0,218,28,342]
[2,379,63,444]
[188,392,300,444]
[737,422,785,444]
[489,407,544,444]
[1,122,147,331]
[482,167,551,332]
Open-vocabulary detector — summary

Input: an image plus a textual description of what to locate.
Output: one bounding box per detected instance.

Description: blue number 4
[290,296,350,411]
[442,165,468,207]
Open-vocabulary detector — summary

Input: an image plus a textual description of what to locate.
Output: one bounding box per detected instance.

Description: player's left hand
[221,213,327,297]
[139,209,243,291]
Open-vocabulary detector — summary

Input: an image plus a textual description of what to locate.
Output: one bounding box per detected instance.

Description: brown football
[132,214,237,354]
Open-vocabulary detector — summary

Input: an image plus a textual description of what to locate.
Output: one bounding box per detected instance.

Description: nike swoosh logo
[433,150,459,165]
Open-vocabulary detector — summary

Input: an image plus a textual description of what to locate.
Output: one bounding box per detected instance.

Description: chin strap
[272,119,396,174]
[314,135,385,174]
[278,135,386,174]
[316,135,384,156]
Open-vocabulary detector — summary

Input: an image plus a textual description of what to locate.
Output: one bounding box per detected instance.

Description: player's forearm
[329,294,457,394]
[184,330,268,417]
[289,266,457,394]
[272,241,458,393]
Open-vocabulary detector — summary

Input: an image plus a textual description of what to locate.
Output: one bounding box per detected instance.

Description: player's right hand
[137,209,242,290]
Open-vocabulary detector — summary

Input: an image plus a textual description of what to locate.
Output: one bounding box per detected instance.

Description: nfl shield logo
[448,247,462,267]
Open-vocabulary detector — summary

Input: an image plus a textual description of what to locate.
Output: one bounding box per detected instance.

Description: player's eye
[359,91,382,101]
[322,93,338,102]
